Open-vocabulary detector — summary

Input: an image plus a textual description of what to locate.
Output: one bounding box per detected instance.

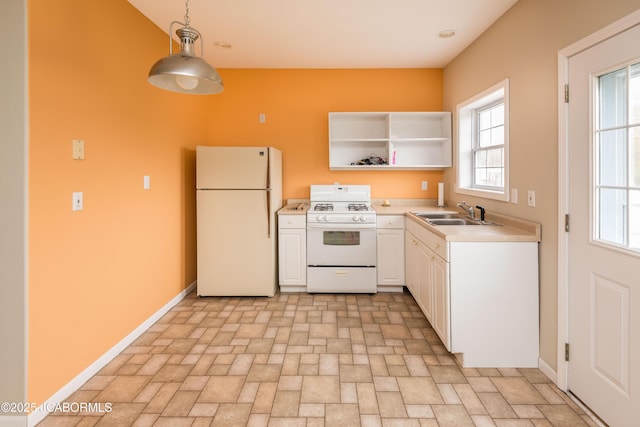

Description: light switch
[72,139,85,160]
[527,190,536,207]
[143,175,150,190]
[72,192,83,211]
[511,188,518,204]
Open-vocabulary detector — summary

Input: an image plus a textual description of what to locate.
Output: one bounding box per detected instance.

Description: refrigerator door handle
[266,188,271,238]
[266,148,271,238]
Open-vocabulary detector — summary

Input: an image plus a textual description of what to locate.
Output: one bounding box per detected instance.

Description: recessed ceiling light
[214,41,232,49]
[438,30,456,39]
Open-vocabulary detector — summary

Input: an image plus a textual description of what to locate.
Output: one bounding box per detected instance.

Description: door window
[595,61,640,252]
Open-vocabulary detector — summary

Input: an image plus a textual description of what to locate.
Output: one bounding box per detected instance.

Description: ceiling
[128,0,518,69]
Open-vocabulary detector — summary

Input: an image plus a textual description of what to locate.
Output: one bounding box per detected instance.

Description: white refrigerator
[196,146,282,297]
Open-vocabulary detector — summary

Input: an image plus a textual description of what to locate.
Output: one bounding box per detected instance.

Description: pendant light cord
[184,0,190,28]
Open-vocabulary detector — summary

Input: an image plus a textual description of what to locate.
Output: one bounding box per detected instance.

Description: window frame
[592,61,640,253]
[456,79,510,202]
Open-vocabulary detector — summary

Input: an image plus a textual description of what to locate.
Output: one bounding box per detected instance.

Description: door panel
[592,274,629,394]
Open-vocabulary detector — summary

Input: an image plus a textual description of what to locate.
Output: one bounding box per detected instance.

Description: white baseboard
[28,282,196,427]
[377,285,405,293]
[278,285,307,293]
[538,357,558,385]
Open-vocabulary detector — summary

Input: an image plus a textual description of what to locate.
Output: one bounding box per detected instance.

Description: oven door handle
[306,223,376,230]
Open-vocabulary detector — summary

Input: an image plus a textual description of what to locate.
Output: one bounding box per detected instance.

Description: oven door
[307,226,376,266]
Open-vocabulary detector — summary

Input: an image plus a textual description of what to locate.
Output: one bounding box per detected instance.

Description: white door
[567,23,640,426]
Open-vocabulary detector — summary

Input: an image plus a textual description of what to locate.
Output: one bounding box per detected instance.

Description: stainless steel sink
[411,212,501,226]
[428,218,480,226]
[413,212,460,219]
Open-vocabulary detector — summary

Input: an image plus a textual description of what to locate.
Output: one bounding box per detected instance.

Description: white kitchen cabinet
[405,224,448,348]
[448,241,538,367]
[278,214,306,292]
[376,215,405,292]
[328,112,452,170]
[405,217,538,367]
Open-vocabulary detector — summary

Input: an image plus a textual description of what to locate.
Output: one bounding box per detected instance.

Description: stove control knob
[323,215,329,222]
[316,215,322,222]
[352,216,358,222]
[359,216,366,222]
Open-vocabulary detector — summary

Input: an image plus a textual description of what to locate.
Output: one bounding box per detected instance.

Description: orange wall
[206,69,444,200]
[27,0,444,406]
[28,0,209,404]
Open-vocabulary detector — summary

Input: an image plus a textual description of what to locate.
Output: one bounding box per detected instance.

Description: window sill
[455,185,509,202]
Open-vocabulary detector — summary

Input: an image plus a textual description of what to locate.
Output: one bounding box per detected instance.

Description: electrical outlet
[511,188,518,204]
[72,192,83,211]
[421,181,428,191]
[259,113,266,123]
[527,190,536,207]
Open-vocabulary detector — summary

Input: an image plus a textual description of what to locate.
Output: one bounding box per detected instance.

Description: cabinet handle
[434,243,440,249]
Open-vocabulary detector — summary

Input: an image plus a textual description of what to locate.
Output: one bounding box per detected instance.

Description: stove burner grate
[313,203,334,211]
[348,203,369,212]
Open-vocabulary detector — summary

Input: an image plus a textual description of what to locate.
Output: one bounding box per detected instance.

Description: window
[456,79,509,201]
[594,62,640,252]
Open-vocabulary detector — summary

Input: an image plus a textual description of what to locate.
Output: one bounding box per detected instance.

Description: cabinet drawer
[431,234,448,261]
[406,217,448,261]
[377,215,405,229]
[406,217,433,245]
[279,215,306,229]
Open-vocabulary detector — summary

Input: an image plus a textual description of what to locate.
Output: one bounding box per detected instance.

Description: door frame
[557,8,640,391]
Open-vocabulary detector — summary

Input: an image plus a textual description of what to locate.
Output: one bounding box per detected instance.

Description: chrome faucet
[457,201,475,220]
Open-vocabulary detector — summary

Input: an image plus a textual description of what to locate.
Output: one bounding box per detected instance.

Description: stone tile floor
[39,290,597,426]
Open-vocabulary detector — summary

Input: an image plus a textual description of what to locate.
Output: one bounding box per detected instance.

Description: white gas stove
[307,185,376,227]
[306,185,377,293]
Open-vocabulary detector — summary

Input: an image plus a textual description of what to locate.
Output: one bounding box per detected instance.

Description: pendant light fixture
[148,0,224,95]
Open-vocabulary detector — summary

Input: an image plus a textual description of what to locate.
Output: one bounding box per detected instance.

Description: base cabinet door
[431,255,450,350]
[377,229,405,287]
[404,230,418,297]
[278,214,307,291]
[279,228,306,286]
[417,242,433,323]
[377,216,405,291]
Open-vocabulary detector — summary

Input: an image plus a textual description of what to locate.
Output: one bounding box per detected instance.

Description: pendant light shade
[148,4,223,95]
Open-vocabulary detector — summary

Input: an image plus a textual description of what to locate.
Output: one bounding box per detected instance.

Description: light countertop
[278,201,309,215]
[405,213,540,243]
[374,201,540,243]
[278,199,540,242]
